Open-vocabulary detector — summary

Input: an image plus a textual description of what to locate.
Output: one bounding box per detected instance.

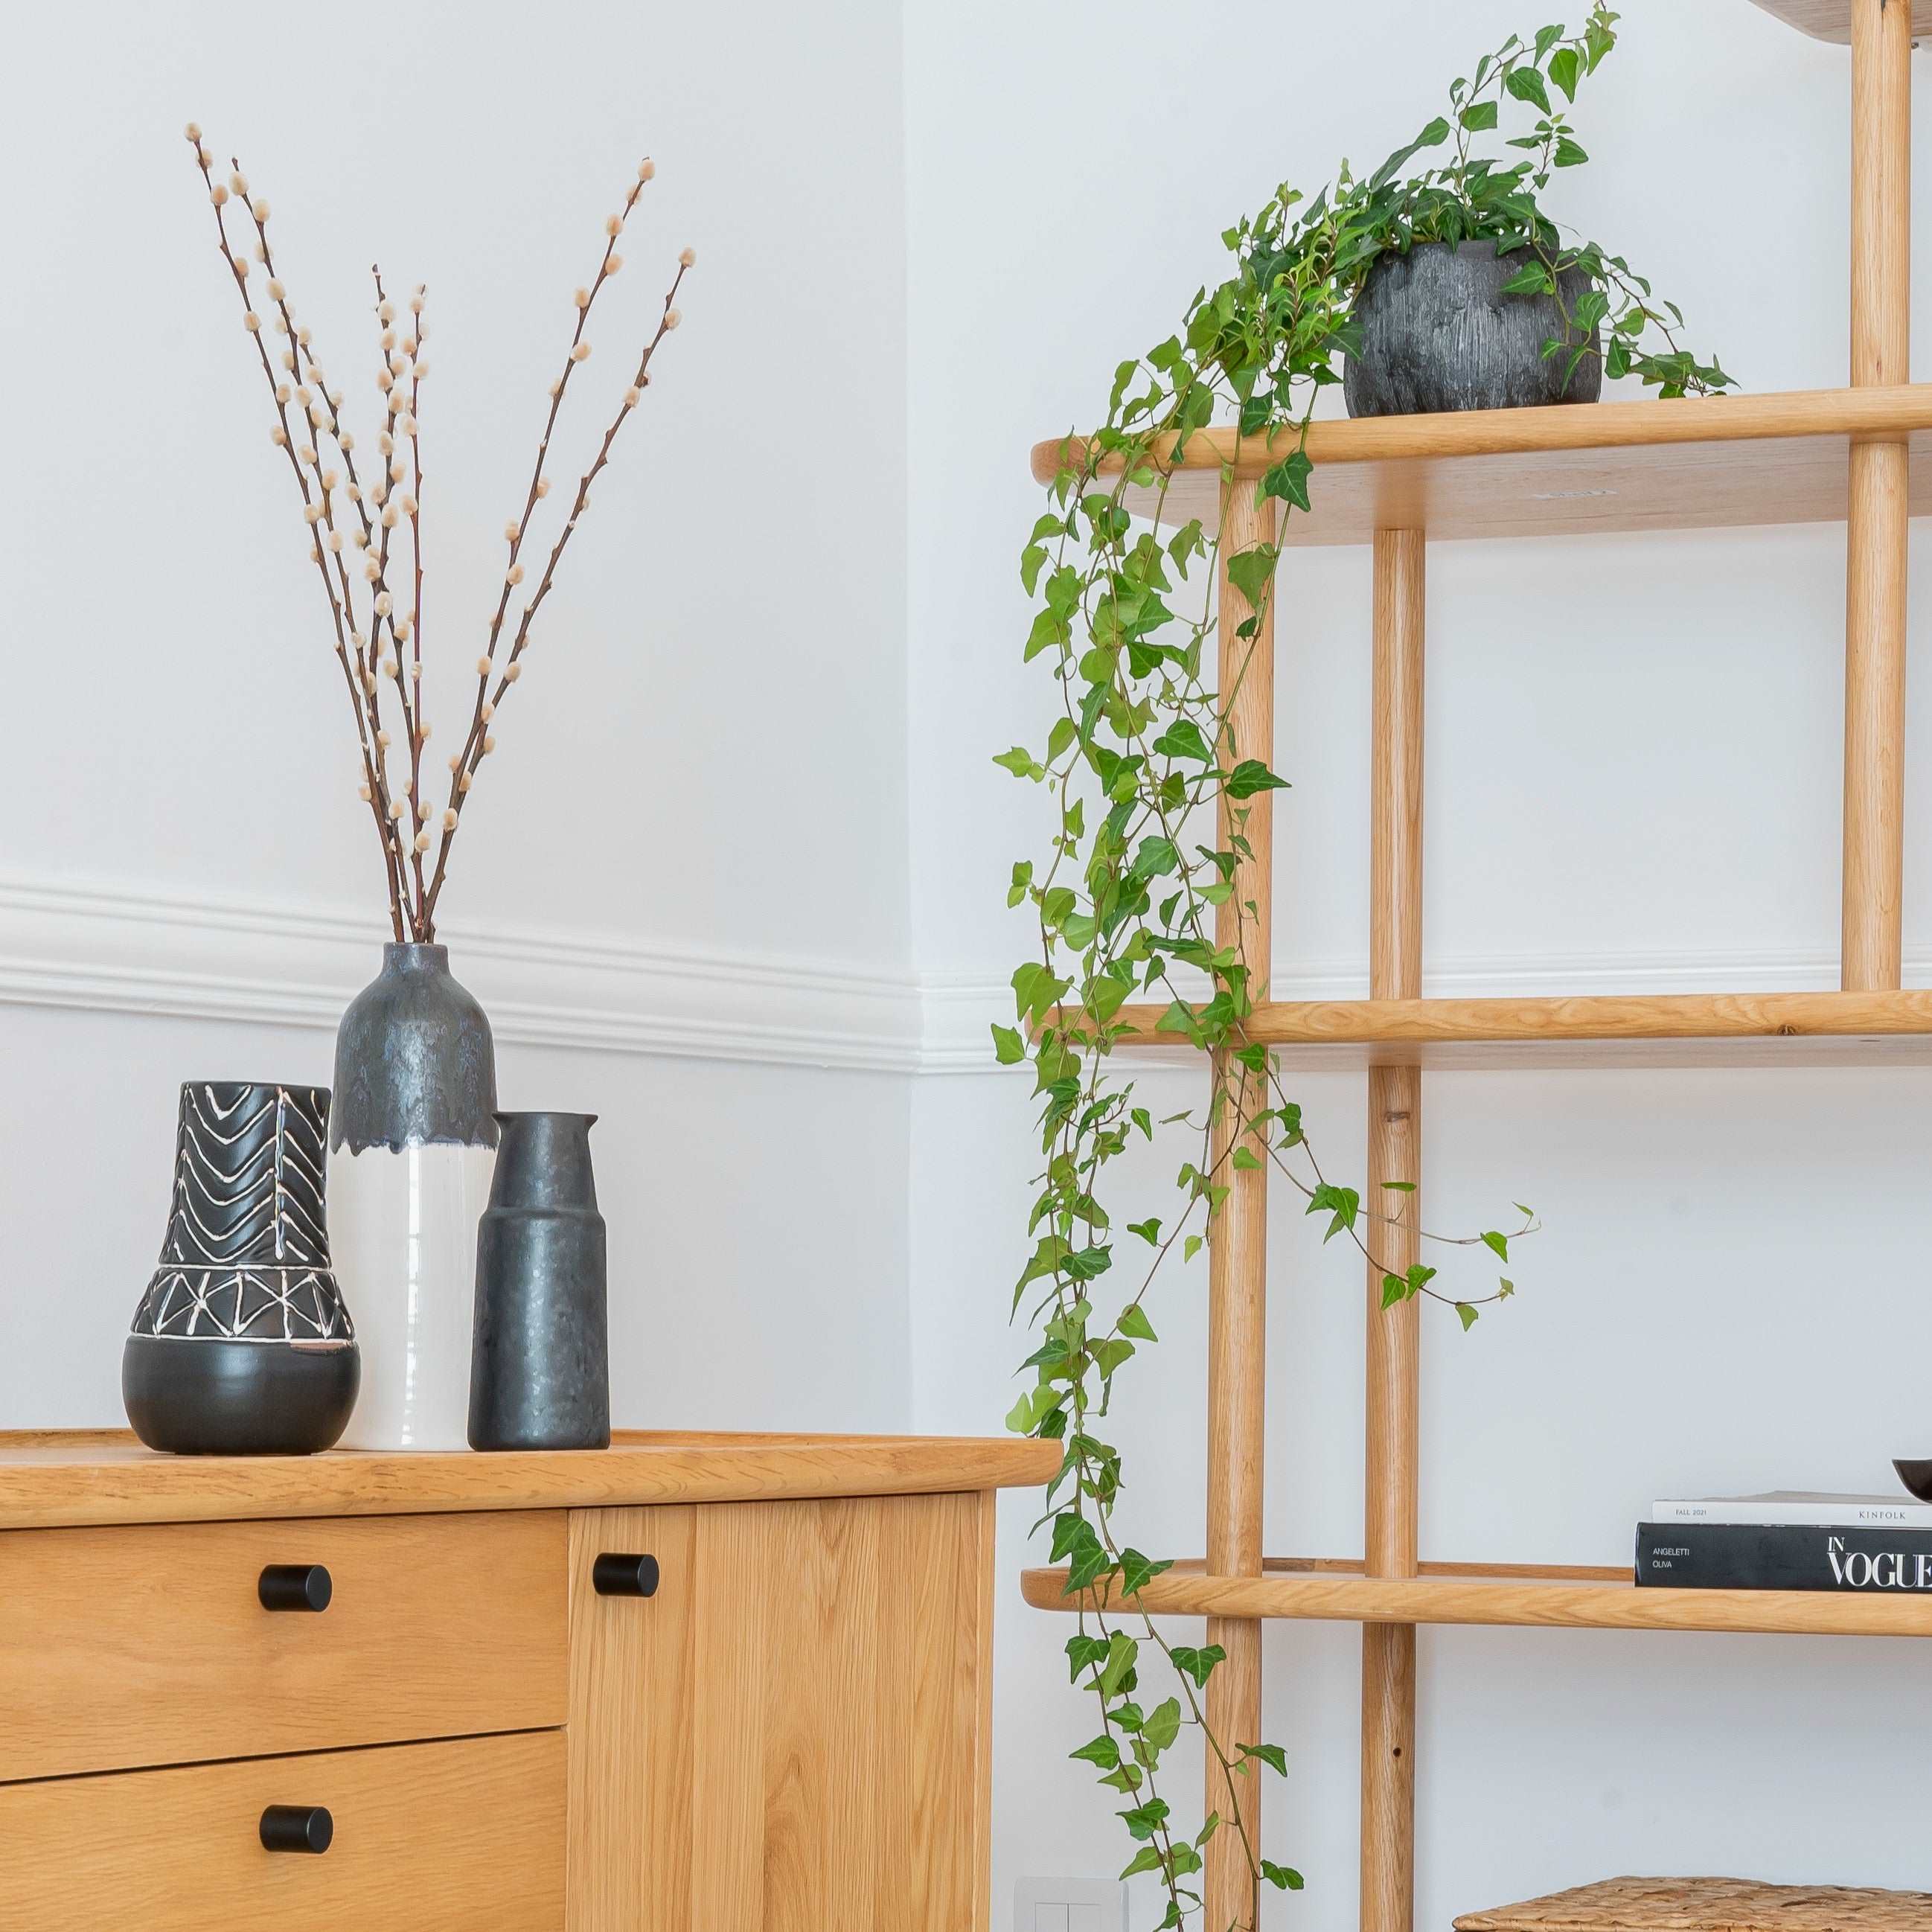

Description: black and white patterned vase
[123,1081,360,1454]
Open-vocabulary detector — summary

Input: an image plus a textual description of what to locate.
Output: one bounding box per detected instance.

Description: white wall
[905,1,1932,1926]
[0,0,916,1433]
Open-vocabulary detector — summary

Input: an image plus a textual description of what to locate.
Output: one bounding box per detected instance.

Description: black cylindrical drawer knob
[260,1805,333,1855]
[592,1552,659,1598]
[258,1564,332,1613]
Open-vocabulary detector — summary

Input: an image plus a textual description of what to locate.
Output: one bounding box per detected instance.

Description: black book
[1635,1520,1932,1592]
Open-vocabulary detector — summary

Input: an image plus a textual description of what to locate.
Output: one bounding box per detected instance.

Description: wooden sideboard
[0,1428,1055,1931]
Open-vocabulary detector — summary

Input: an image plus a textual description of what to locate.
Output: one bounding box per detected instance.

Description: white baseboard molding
[1,873,1919,1076]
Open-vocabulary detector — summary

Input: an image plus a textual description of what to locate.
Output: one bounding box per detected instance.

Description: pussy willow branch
[188,132,691,943]
[187,130,408,940]
[416,246,689,933]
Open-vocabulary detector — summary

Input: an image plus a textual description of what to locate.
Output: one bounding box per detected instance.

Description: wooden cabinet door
[566,1492,995,1932]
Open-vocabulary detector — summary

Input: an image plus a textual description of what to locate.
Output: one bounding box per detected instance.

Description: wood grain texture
[1843,0,1913,991]
[1748,0,1932,42]
[0,1511,564,1783]
[1101,988,1932,1067]
[1363,529,1424,1932]
[0,1730,565,1931]
[0,1429,1058,1532]
[1020,1561,1932,1636]
[1029,386,1932,545]
[1203,482,1275,1932]
[566,1492,995,1932]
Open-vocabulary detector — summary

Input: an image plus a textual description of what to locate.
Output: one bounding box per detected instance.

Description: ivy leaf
[1070,1733,1122,1771]
[1456,1302,1480,1331]
[1168,1642,1225,1689]
[1097,1632,1139,1697]
[993,746,1042,780]
[1548,45,1581,100]
[1232,1146,1263,1171]
[1381,1179,1416,1192]
[1118,1548,1173,1598]
[1142,1698,1183,1752]
[1151,718,1212,761]
[1262,1861,1306,1892]
[1481,1230,1510,1262]
[1224,758,1290,799]
[1224,542,1280,610]
[1066,1634,1107,1682]
[1307,1183,1360,1242]
[1236,1741,1289,1777]
[1554,135,1589,167]
[1119,1846,1164,1880]
[1381,1273,1407,1312]
[1118,1302,1159,1340]
[1498,1277,1516,1299]
[1506,64,1552,113]
[990,1024,1026,1066]
[1459,100,1499,131]
[1258,449,1314,513]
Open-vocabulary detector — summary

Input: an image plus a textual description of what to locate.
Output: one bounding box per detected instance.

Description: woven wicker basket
[1456,1878,1932,1932]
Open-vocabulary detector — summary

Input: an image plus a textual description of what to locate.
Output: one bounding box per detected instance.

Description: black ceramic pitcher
[467,1111,610,1450]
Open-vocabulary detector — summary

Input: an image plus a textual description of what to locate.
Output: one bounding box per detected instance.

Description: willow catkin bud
[503,662,522,682]
[482,735,496,755]
[251,198,269,221]
[663,307,682,330]
[443,808,458,830]
[480,700,495,721]
[388,797,405,819]
[506,563,525,585]
[377,729,392,749]
[377,299,396,324]
[679,246,696,267]
[267,278,285,300]
[607,253,623,274]
[569,342,590,362]
[504,520,520,543]
[535,477,551,499]
[184,121,202,141]
[572,287,590,310]
[210,184,228,205]
[604,214,623,237]
[242,311,260,332]
[228,169,248,195]
[358,784,373,802]
[414,831,431,854]
[458,772,473,793]
[475,656,491,677]
[270,425,287,447]
[637,158,655,181]
[623,386,641,408]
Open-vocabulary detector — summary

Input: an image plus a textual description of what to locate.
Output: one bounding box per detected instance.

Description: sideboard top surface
[0,1430,1059,1531]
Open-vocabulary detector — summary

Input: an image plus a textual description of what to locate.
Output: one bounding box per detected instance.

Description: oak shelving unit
[1018,4,1928,1928]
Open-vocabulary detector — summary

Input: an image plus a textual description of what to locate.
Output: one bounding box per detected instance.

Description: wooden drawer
[0,1730,563,1930]
[0,1510,565,1781]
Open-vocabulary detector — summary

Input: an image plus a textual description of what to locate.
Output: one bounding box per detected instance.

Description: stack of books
[1636,1491,1932,1592]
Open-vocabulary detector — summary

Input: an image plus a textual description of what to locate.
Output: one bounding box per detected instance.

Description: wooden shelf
[1099,988,1932,1068]
[1748,0,1932,43]
[1029,385,1932,546]
[1020,1557,1932,1637]
[0,1429,1063,1532]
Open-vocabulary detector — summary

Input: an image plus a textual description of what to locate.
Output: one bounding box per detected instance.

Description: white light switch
[1014,1877,1126,1932]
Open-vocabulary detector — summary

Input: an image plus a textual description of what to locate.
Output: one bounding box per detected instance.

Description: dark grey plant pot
[330,944,499,1156]
[123,1082,359,1456]
[1343,240,1604,418]
[469,1112,610,1452]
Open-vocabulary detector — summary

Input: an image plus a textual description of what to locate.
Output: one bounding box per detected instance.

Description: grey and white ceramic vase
[329,944,498,1450]
[124,1081,359,1455]
[1343,240,1604,418]
[469,1112,610,1452]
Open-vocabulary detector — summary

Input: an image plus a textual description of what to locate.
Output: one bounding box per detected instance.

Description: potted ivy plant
[999,8,1730,1927]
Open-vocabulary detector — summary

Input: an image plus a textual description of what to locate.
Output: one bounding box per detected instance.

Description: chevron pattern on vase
[129,1082,356,1344]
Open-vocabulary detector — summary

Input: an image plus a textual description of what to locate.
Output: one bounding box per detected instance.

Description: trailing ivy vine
[996,10,1728,1928]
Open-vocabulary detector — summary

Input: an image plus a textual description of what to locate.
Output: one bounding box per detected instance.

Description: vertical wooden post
[1203,482,1276,1932]
[1361,528,1424,1932]
[1843,0,1911,992]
